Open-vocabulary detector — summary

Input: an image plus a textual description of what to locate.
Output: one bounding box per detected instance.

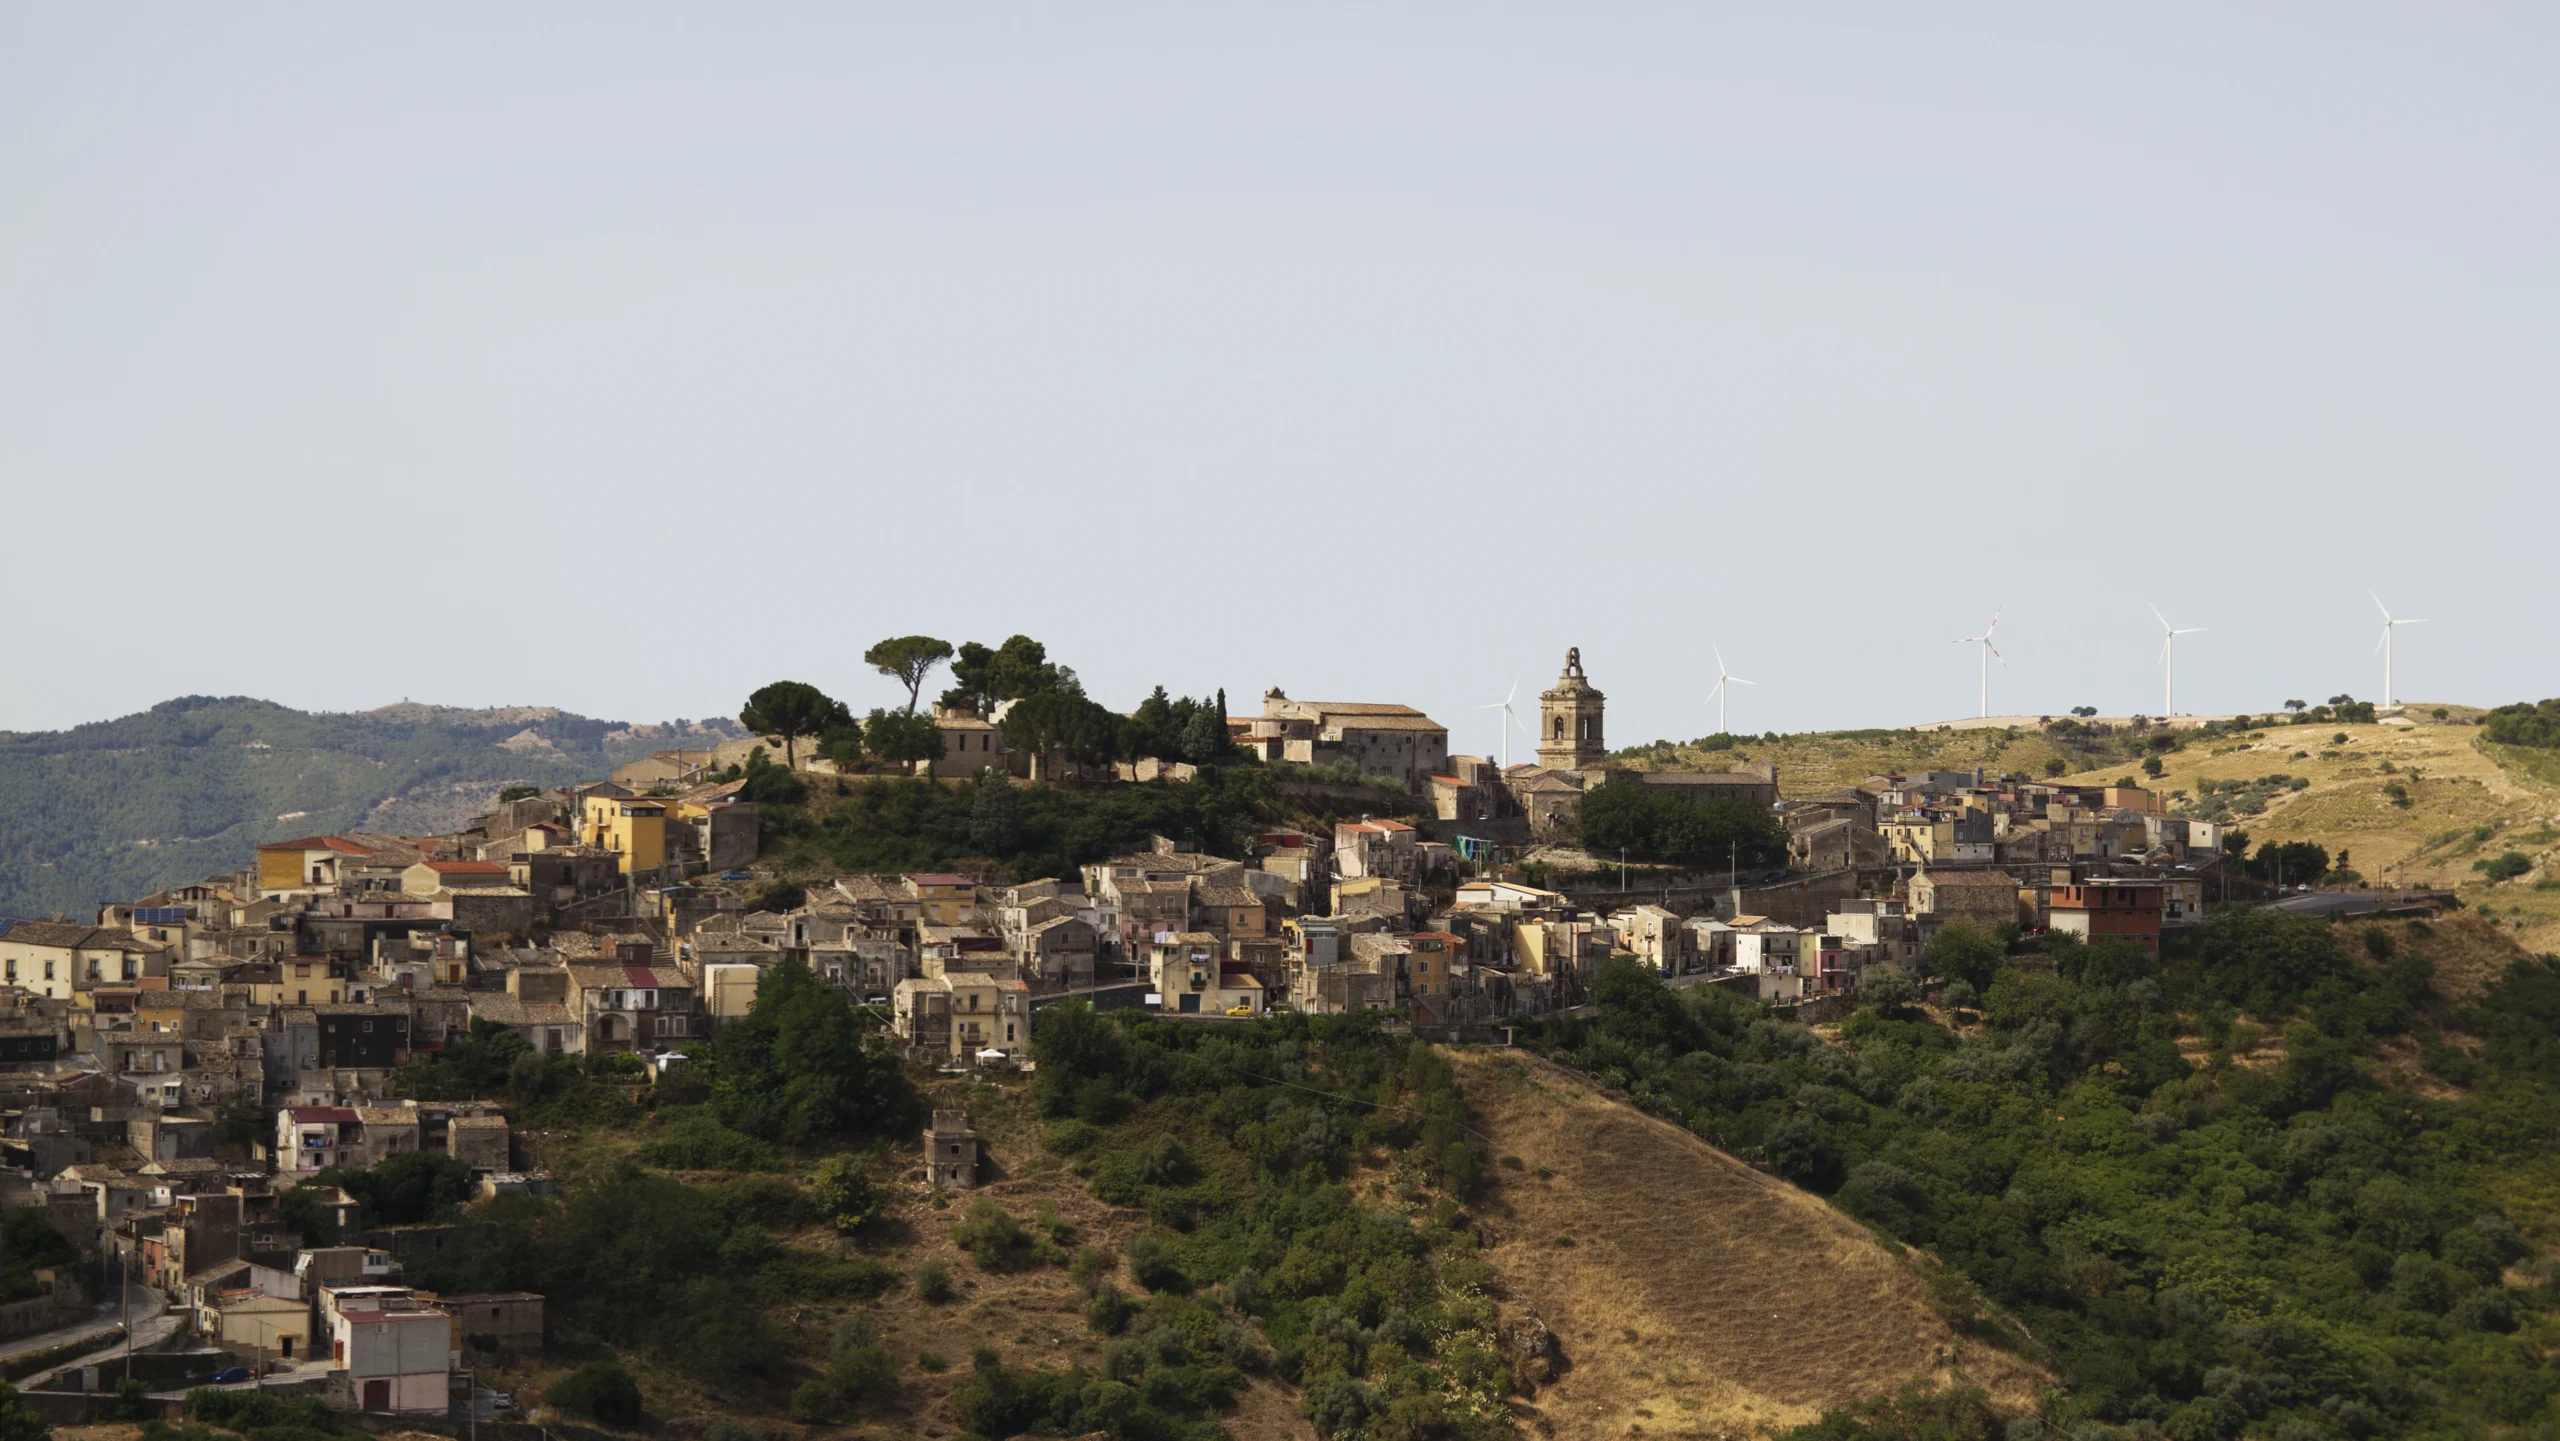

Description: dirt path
[1455,1050,2043,1440]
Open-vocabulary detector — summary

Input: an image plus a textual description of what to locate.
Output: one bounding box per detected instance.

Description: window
[43,962,53,981]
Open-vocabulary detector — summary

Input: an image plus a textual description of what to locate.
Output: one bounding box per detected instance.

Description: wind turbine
[2373,594,2426,709]
[1707,645,1756,736]
[1476,675,1526,769]
[2150,605,2205,716]
[1951,609,2005,719]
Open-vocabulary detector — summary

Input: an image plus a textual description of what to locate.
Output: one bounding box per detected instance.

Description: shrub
[636,1110,778,1172]
[916,1351,949,1373]
[1126,1230,1186,1292]
[1068,1245,1115,1295]
[105,1376,152,1421]
[545,1362,645,1426]
[810,1153,883,1232]
[827,1340,899,1403]
[1086,1284,1139,1334]
[2483,698,2560,749]
[914,1259,956,1302]
[951,1196,1058,1271]
[2479,851,2533,883]
[788,1379,836,1424]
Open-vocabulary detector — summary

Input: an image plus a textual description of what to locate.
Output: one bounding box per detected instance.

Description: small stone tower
[1537,648,1608,771]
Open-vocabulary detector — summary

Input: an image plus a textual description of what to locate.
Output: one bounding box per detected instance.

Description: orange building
[2047,882,2164,953]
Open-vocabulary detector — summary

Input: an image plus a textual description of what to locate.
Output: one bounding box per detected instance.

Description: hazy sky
[6,5,2557,752]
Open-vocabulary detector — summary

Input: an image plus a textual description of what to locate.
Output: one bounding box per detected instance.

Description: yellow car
[1225,1005,1256,1017]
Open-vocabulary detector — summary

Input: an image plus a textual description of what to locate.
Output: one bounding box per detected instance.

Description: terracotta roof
[1,922,161,953]
[420,860,507,876]
[1322,714,1446,732]
[261,836,377,856]
[568,965,684,990]
[1289,701,1433,717]
[467,995,574,1027]
[904,873,975,888]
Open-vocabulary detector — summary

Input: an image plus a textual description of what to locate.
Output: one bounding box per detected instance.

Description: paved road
[11,1283,179,1388]
[0,1281,156,1363]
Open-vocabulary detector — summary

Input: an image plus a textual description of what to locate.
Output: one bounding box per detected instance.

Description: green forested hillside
[0,695,728,918]
[1543,916,2560,1441]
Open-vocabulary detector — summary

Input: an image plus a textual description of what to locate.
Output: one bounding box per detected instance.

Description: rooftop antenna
[2372,594,2426,710]
[1706,644,1756,736]
[1475,674,1525,769]
[1950,608,2006,719]
[2150,605,2206,716]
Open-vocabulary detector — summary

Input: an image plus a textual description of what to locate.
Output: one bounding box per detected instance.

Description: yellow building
[256,836,380,894]
[233,958,343,1007]
[209,1290,312,1363]
[581,795,669,875]
[0,922,166,1002]
[902,874,976,927]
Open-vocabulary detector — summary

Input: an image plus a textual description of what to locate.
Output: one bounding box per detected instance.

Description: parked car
[209,1367,252,1385]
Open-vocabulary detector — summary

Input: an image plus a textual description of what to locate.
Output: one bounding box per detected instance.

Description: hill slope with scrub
[1528,909,2560,1440]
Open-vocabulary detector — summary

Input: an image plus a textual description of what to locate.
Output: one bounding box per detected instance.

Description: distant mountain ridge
[0,696,740,919]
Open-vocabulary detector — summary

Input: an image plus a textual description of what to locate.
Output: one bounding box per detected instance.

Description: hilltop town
[0,645,2549,1439]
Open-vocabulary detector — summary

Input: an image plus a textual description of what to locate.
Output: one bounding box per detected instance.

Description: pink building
[330,1299,450,1414]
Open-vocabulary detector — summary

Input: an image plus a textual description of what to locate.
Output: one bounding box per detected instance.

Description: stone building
[1536,649,1608,771]
[927,1110,980,1189]
[1246,692,1450,791]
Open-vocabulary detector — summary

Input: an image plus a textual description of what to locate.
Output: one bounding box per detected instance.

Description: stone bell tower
[1536,647,1608,771]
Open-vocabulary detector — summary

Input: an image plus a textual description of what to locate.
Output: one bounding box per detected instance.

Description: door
[1177,994,1199,1013]
[362,1379,391,1411]
[280,1335,294,1358]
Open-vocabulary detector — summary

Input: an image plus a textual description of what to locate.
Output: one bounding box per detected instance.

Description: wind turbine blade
[1475,700,1507,710]
[1731,677,1758,687]
[2373,592,2392,622]
[1505,674,1520,706]
[2400,618,2428,626]
[1706,679,1725,702]
[2149,604,2171,631]
[2158,636,2172,666]
[1713,645,1727,675]
[2177,627,2206,636]
[2374,628,2389,656]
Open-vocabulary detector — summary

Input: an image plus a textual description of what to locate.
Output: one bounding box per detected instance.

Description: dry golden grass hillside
[1624,727,2136,797]
[1453,1050,2043,1440]
[2051,716,2560,952]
